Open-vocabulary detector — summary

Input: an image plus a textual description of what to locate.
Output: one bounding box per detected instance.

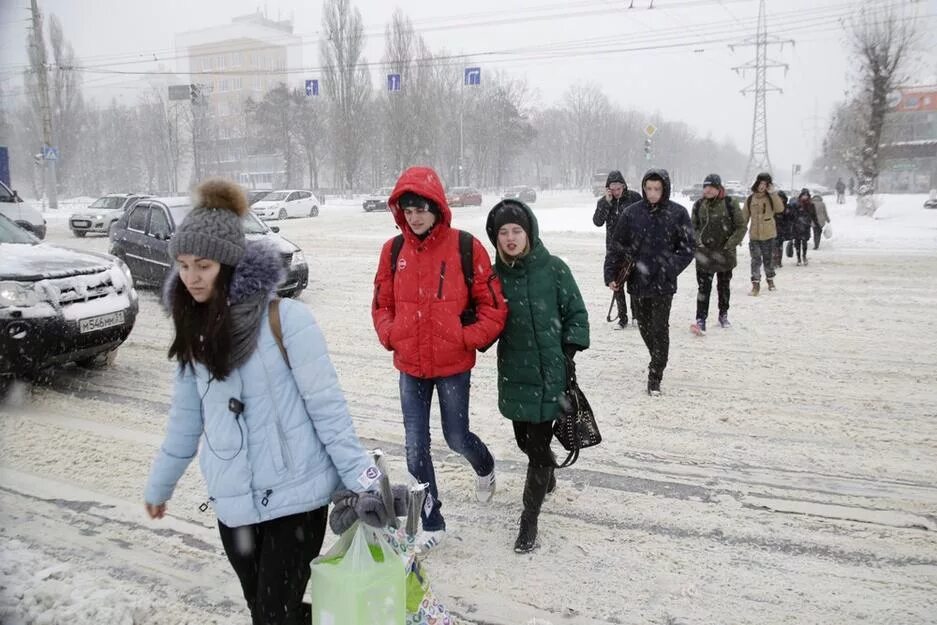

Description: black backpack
[389,230,480,326]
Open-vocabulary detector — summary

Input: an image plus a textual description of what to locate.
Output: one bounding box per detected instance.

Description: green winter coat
[691,195,747,273]
[486,202,590,424]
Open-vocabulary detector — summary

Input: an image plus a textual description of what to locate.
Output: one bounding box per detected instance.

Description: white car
[252,190,321,220]
[0,180,46,239]
[69,193,150,238]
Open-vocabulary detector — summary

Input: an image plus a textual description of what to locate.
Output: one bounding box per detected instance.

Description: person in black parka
[604,169,695,396]
[593,170,642,328]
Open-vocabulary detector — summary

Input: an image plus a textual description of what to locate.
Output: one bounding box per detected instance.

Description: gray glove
[328,486,410,534]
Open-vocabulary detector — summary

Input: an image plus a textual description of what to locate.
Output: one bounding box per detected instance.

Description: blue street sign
[464,67,481,86]
[387,73,401,92]
[42,146,59,161]
[305,79,319,96]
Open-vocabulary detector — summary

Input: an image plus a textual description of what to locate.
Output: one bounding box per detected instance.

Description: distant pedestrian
[689,173,746,333]
[593,170,641,328]
[835,178,846,204]
[791,188,819,265]
[604,169,694,395]
[743,172,785,295]
[812,194,830,250]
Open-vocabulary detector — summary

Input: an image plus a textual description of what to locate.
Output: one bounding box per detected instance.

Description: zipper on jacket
[437,261,446,299]
[261,489,273,507]
[198,496,215,512]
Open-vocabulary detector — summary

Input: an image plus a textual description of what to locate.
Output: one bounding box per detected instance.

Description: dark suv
[109,197,309,298]
[0,213,139,377]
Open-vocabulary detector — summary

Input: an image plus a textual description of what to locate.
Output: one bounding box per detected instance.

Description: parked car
[251,189,320,220]
[502,185,537,203]
[446,186,482,207]
[69,193,150,238]
[0,179,46,239]
[924,189,937,209]
[0,213,138,377]
[109,197,308,298]
[247,190,270,205]
[363,187,394,212]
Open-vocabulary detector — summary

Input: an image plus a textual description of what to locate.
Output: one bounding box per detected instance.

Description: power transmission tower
[730,0,793,185]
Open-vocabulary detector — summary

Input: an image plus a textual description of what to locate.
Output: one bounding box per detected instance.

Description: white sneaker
[475,469,496,503]
[416,529,446,554]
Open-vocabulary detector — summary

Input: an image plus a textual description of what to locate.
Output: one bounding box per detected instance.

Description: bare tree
[294,91,327,190]
[563,84,612,188]
[246,84,301,188]
[321,0,372,192]
[849,5,918,214]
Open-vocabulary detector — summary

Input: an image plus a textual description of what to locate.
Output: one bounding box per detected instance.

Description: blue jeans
[399,371,494,531]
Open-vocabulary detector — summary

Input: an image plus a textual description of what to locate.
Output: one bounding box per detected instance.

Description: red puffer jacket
[372,167,507,379]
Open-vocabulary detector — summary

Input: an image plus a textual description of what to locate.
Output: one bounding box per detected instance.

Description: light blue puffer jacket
[144,243,376,528]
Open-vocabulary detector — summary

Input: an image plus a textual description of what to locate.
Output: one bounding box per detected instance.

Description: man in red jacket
[372,166,507,552]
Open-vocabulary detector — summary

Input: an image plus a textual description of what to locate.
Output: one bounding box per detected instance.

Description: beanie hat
[606,170,626,187]
[169,178,248,266]
[703,173,722,187]
[491,201,531,239]
[398,191,440,218]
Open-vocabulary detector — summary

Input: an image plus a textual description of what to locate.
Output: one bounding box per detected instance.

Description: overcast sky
[2,0,935,181]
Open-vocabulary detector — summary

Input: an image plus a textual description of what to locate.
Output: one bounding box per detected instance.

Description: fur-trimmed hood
[162,238,285,310]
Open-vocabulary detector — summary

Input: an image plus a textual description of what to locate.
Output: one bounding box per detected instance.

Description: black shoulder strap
[388,234,404,275]
[724,196,735,230]
[457,229,474,289]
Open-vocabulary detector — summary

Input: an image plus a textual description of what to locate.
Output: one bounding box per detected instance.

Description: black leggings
[795,238,809,262]
[513,420,556,468]
[219,507,328,625]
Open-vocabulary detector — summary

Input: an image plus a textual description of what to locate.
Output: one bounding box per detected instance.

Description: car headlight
[0,281,40,307]
[290,250,306,267]
[94,214,105,220]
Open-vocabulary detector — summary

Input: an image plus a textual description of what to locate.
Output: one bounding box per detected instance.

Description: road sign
[305,79,319,97]
[464,67,481,86]
[42,146,59,161]
[644,124,657,138]
[387,74,401,92]
[168,84,191,101]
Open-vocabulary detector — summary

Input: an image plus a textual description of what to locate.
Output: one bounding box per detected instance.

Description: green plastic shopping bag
[310,522,405,625]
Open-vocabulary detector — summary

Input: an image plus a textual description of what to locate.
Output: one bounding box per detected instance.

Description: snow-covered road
[2,191,936,625]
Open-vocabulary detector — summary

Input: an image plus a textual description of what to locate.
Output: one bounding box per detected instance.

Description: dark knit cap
[491,201,531,237]
[751,171,773,192]
[398,191,439,217]
[169,178,248,266]
[703,173,722,187]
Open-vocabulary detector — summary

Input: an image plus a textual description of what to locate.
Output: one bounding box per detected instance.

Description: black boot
[514,464,552,553]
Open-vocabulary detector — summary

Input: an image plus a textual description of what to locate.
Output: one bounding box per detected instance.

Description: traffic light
[644,138,652,160]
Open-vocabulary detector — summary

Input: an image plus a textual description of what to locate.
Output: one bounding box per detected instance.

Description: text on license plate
[79,311,125,334]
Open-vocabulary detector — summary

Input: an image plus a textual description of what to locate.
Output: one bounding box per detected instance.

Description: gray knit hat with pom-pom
[169,178,248,266]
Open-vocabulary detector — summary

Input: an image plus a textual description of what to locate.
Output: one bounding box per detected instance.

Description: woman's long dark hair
[168,265,236,380]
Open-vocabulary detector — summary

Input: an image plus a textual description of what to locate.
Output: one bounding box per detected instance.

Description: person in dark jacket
[835,178,846,204]
[690,174,747,333]
[593,170,642,328]
[486,200,589,553]
[372,166,508,552]
[773,190,791,269]
[791,188,819,265]
[604,169,695,395]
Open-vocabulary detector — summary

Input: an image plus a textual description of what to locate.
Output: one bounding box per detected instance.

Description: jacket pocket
[267,423,289,475]
[437,261,447,299]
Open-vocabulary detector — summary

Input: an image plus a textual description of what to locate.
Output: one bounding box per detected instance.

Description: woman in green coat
[485,200,590,553]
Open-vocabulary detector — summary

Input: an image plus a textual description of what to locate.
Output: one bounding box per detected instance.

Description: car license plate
[72,220,90,228]
[79,311,125,334]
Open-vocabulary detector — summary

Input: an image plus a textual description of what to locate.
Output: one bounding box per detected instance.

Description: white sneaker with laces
[416,529,446,554]
[475,468,496,503]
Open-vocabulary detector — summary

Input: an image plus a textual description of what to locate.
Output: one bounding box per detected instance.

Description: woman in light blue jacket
[143,179,379,625]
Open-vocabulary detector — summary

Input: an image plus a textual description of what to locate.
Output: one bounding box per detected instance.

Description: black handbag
[785,240,794,258]
[552,377,601,468]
